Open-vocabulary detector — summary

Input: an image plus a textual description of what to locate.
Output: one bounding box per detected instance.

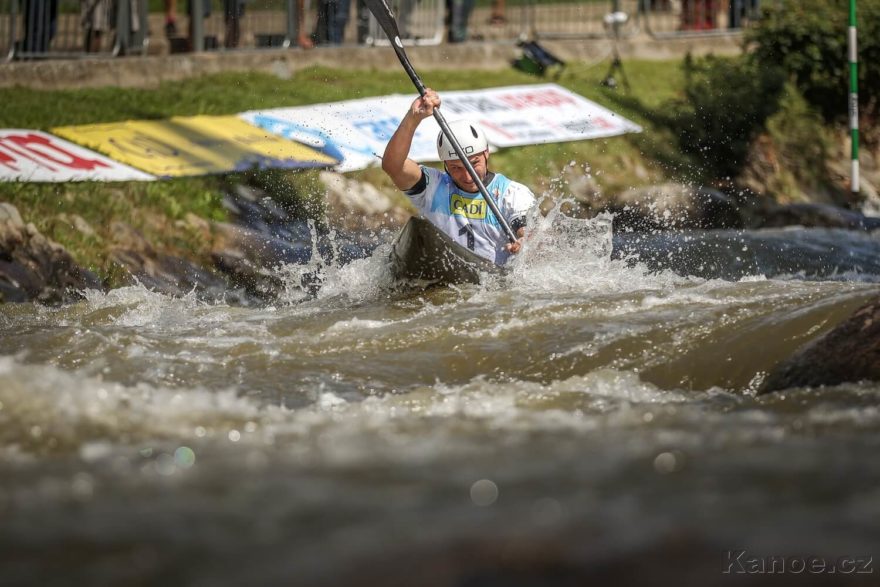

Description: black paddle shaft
[364,0,518,244]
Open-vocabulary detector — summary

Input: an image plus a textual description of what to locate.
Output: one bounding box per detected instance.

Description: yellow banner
[52,115,338,177]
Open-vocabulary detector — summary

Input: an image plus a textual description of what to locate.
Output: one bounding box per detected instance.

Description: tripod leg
[602,58,619,89]
[601,44,629,90]
[616,55,630,91]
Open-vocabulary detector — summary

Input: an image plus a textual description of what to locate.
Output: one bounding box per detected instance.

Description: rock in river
[759,295,880,393]
[0,203,102,304]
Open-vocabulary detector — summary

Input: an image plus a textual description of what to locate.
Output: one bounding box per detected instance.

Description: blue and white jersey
[405,166,536,265]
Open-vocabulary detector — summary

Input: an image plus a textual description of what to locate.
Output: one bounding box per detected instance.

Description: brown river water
[1,210,879,586]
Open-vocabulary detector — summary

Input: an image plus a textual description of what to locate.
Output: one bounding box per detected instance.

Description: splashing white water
[312,244,396,302]
[508,202,687,295]
[81,284,228,329]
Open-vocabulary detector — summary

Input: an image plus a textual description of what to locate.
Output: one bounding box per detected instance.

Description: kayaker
[382,88,536,266]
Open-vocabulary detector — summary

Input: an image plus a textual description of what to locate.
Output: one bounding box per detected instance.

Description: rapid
[2,205,880,585]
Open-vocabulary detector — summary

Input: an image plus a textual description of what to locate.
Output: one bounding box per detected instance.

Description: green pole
[849,0,859,194]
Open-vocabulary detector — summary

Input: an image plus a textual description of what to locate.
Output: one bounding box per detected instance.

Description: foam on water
[326,317,395,333]
[80,284,233,330]
[0,355,270,455]
[0,351,701,463]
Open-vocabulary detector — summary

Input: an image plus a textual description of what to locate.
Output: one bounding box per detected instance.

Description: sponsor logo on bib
[450,194,487,219]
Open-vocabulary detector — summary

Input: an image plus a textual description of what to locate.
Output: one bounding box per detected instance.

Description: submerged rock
[108,221,234,300]
[0,203,102,304]
[759,296,880,394]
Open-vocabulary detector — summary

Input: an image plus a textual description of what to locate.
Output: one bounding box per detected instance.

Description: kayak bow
[390,217,505,286]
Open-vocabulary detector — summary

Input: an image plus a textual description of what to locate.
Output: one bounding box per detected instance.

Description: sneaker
[165,20,178,39]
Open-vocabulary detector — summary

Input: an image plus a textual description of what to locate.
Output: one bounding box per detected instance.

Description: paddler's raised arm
[382,88,441,191]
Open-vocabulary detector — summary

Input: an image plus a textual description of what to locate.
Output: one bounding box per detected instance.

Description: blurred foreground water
[1,209,879,586]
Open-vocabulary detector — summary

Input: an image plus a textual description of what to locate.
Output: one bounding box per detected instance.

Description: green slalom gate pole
[849,0,859,194]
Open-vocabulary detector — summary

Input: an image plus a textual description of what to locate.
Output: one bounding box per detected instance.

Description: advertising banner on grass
[241,95,441,173]
[53,116,339,178]
[243,84,641,172]
[438,83,643,147]
[0,130,155,182]
[9,85,641,181]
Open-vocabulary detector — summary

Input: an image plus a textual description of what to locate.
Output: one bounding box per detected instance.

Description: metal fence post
[520,0,534,41]
[192,0,204,52]
[286,0,296,48]
[114,0,130,56]
[113,0,149,56]
[136,0,150,54]
[6,0,19,61]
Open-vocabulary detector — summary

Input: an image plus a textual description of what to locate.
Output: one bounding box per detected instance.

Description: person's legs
[748,0,760,18]
[82,0,110,53]
[223,0,244,48]
[23,0,56,52]
[186,0,212,50]
[297,0,315,47]
[447,0,474,42]
[398,0,418,38]
[355,0,369,43]
[680,0,693,29]
[313,0,329,44]
[49,0,59,41]
[164,0,178,37]
[489,0,505,25]
[329,0,350,45]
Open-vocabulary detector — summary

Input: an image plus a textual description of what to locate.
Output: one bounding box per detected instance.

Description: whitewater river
[2,211,879,585]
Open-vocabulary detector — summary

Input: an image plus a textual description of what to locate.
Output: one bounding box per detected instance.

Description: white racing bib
[406,166,536,265]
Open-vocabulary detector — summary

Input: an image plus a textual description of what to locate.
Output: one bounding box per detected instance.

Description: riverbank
[2,57,878,304]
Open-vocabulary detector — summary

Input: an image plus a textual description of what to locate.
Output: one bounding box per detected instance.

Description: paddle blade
[363,0,402,44]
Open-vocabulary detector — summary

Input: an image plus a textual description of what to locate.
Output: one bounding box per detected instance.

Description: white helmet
[437,120,488,162]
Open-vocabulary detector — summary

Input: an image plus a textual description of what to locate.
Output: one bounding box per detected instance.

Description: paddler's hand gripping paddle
[363,0,518,244]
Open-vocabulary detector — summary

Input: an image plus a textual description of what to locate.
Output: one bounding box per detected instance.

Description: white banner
[242,84,641,172]
[439,84,643,147]
[0,130,155,182]
[242,95,440,173]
